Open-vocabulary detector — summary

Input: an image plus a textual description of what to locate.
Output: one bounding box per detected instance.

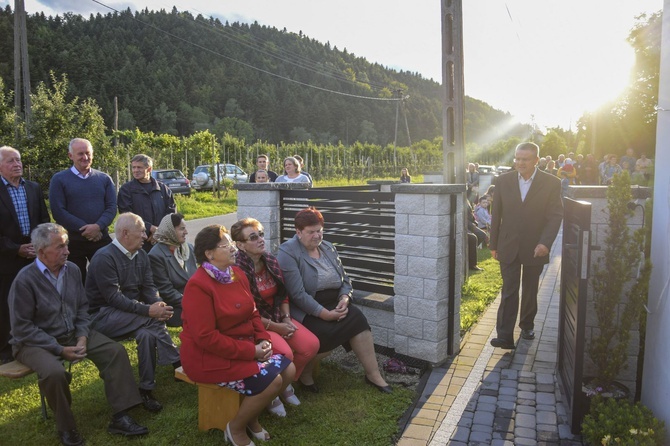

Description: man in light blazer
[489,142,563,349]
[0,146,50,362]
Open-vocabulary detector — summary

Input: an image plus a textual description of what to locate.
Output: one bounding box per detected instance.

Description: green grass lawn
[460,248,503,335]
[0,329,414,445]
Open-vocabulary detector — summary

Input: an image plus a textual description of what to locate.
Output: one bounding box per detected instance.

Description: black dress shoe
[364,376,393,394]
[520,329,535,340]
[58,429,85,446]
[490,338,516,349]
[299,380,319,393]
[108,414,149,436]
[140,390,163,413]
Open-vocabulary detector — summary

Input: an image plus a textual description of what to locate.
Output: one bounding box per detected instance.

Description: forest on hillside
[0,5,530,146]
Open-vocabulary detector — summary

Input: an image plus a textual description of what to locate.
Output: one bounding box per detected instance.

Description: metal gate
[557,198,592,433]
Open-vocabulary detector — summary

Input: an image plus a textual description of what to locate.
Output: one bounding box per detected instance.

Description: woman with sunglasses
[231,218,319,416]
[181,225,295,446]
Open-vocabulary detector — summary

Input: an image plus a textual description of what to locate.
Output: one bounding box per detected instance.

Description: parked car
[191,164,248,191]
[496,165,512,174]
[151,169,191,196]
[477,165,496,175]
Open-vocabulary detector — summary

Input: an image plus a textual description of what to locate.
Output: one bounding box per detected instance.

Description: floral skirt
[218,354,291,396]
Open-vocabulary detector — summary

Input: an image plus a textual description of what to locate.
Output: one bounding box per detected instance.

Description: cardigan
[180,266,270,383]
[9,261,90,356]
[276,235,352,323]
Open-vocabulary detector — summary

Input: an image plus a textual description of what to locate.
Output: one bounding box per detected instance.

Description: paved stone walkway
[398,232,585,445]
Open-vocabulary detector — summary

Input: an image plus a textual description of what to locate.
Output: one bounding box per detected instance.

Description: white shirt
[518,168,537,202]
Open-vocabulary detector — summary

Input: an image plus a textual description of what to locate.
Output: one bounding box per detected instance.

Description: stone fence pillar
[391,184,465,365]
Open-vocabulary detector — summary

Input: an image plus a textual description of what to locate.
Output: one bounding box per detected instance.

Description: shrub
[582,396,666,445]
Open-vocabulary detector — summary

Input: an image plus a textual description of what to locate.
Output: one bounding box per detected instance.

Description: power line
[89,0,400,102]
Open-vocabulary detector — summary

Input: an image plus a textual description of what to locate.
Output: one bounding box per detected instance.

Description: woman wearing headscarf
[148,213,197,327]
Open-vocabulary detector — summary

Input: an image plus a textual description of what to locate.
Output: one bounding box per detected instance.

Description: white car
[191,164,248,191]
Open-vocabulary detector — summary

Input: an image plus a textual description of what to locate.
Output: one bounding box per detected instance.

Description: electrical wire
[89,0,400,102]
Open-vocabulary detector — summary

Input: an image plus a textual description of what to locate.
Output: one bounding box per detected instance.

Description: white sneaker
[267,396,286,417]
[280,384,301,406]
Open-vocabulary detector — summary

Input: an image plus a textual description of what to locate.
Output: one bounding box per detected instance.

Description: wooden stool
[0,360,54,420]
[174,366,243,432]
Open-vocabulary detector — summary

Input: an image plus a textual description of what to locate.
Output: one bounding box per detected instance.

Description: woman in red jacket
[181,225,295,446]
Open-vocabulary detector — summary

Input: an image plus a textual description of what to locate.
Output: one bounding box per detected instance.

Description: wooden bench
[0,360,49,419]
[174,366,243,432]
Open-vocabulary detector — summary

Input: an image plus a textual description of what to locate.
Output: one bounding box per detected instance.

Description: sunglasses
[243,230,265,242]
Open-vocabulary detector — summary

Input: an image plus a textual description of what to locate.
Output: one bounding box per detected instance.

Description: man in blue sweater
[49,138,117,284]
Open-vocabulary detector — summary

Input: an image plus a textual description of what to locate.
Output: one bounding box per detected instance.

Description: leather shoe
[298,379,319,393]
[108,414,149,436]
[364,376,393,394]
[58,429,85,446]
[520,329,535,340]
[490,338,515,349]
[140,390,163,413]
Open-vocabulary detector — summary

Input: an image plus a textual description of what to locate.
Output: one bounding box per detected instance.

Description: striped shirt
[1,176,30,236]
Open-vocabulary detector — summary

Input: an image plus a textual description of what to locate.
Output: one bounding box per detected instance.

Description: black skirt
[301,289,370,353]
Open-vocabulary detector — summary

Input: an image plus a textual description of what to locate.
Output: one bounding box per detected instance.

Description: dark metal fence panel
[558,198,592,434]
[279,186,395,295]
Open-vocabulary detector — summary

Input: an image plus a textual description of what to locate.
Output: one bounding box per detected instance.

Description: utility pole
[441,0,465,184]
[13,0,32,141]
[393,89,402,167]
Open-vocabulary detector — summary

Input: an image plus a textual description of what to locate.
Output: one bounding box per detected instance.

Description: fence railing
[279,185,395,295]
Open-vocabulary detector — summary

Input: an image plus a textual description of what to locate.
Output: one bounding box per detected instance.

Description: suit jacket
[148,242,197,306]
[277,235,353,323]
[489,169,563,265]
[0,178,50,275]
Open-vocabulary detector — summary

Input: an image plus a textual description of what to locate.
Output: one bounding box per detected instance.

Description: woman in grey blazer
[148,213,197,327]
[277,207,392,394]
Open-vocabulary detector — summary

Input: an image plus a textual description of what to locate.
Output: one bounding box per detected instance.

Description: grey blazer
[148,242,197,305]
[277,235,353,323]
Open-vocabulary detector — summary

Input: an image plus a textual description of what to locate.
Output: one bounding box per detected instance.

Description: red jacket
[180,266,270,383]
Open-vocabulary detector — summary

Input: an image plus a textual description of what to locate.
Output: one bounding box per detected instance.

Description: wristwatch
[281,313,292,320]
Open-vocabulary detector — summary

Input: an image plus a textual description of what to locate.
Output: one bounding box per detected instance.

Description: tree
[0,77,18,143]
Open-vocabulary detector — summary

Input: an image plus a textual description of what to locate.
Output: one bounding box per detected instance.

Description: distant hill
[0,6,529,145]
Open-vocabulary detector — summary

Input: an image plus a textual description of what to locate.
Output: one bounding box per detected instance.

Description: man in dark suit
[489,142,563,349]
[0,146,50,362]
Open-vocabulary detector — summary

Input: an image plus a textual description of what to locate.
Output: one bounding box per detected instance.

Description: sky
[4,0,664,130]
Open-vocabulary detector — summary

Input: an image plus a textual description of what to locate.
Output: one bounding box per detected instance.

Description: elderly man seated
[9,223,149,446]
[86,212,180,413]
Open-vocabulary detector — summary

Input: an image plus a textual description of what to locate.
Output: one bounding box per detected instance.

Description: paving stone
[517,398,536,406]
[537,383,555,393]
[501,369,518,380]
[515,426,537,440]
[536,430,561,442]
[451,426,470,442]
[465,400,477,412]
[516,413,536,429]
[477,402,497,413]
[471,423,493,434]
[536,372,554,384]
[499,386,518,396]
[536,392,556,405]
[495,408,514,418]
[492,431,515,442]
[480,388,499,396]
[518,390,536,400]
[480,381,499,391]
[537,424,559,434]
[537,411,557,425]
[496,400,516,410]
[483,372,501,383]
[461,410,474,420]
[478,395,498,405]
[457,417,473,428]
[491,441,515,446]
[472,411,494,426]
[493,417,514,432]
[499,394,517,402]
[536,404,555,412]
[515,404,536,415]
[447,441,467,446]
[469,431,493,444]
[500,379,517,388]
[518,383,536,392]
[515,438,539,446]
